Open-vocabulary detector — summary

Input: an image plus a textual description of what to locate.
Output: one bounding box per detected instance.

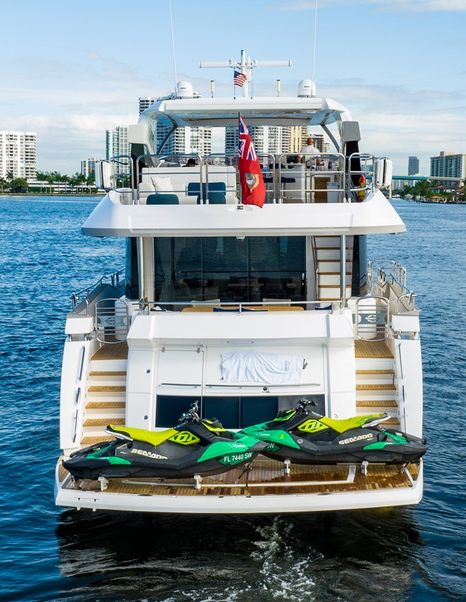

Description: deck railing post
[340,234,346,306]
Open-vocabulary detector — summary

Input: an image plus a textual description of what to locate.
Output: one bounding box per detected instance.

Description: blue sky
[1,0,465,174]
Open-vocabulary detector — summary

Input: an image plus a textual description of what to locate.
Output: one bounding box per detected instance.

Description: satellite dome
[298,79,316,98]
[176,81,194,98]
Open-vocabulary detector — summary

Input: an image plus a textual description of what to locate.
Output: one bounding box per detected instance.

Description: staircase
[81,354,127,446]
[354,340,401,429]
[314,235,353,302]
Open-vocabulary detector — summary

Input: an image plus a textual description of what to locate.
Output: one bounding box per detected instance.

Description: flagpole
[238,112,243,205]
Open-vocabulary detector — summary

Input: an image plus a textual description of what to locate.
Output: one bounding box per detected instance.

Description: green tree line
[398,179,465,203]
[0,170,96,193]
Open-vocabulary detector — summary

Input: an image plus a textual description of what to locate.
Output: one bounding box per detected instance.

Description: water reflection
[56,508,422,601]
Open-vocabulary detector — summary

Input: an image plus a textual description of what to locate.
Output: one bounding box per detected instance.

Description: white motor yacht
[55,51,424,514]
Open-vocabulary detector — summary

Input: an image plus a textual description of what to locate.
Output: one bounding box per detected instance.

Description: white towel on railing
[220,351,305,385]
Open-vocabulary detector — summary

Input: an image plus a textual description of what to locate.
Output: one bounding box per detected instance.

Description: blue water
[0,195,465,601]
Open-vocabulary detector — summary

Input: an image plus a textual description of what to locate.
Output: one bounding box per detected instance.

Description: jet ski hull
[64,435,265,480]
[242,406,427,466]
[263,429,427,465]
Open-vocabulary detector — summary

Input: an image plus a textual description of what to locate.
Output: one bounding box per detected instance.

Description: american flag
[238,115,257,161]
[234,70,247,87]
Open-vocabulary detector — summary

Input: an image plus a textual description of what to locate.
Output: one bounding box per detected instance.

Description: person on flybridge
[300,136,322,166]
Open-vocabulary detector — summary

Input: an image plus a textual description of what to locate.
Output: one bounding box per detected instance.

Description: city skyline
[1,0,465,174]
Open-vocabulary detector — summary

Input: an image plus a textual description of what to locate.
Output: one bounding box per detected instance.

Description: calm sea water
[0,195,465,602]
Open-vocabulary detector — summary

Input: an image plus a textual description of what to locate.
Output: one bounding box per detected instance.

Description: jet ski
[241,399,427,465]
[63,402,267,479]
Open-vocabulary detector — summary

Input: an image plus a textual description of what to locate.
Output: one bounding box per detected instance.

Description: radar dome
[176,81,194,98]
[298,79,316,98]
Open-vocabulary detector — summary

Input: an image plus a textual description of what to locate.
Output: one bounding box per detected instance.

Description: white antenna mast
[168,0,178,91]
[200,49,291,98]
[312,0,318,82]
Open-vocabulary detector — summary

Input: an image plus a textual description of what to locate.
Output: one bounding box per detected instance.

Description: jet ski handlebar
[297,398,317,411]
[178,401,201,424]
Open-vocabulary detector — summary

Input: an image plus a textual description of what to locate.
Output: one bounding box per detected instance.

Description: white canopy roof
[141,96,352,128]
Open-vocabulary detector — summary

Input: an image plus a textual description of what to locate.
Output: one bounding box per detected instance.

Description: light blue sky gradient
[1,0,465,174]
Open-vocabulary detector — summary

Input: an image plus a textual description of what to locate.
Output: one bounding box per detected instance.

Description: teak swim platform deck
[60,457,420,499]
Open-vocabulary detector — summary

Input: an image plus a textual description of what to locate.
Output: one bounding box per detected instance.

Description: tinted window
[156,395,279,429]
[154,236,306,303]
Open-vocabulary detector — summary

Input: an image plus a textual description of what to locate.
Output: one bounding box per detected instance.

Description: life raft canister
[357,175,366,201]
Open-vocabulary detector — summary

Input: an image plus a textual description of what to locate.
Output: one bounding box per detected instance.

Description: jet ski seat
[318,413,389,433]
[107,425,179,446]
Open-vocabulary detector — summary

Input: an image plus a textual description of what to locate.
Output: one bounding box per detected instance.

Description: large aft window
[154,236,306,303]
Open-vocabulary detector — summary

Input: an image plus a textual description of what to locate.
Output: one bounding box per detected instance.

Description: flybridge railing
[276,152,347,203]
[102,152,391,204]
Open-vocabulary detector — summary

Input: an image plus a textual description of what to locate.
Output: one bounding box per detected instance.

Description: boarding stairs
[315,235,353,302]
[81,350,127,446]
[354,340,401,429]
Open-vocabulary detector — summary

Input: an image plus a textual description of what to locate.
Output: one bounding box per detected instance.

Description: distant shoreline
[394,197,465,205]
[0,191,104,197]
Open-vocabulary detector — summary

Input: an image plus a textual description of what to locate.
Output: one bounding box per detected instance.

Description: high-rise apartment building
[408,156,419,176]
[225,125,291,158]
[430,151,466,185]
[139,97,157,116]
[0,131,37,180]
[139,96,212,156]
[225,125,327,158]
[80,158,97,178]
[289,126,328,154]
[105,126,130,174]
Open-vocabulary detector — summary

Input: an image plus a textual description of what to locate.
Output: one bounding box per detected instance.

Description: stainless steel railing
[277,152,346,203]
[71,268,125,310]
[95,298,129,344]
[137,299,344,314]
[374,261,418,312]
[355,295,390,341]
[108,151,386,205]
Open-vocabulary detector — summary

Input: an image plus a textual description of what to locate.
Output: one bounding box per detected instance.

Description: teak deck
[62,457,419,498]
[354,339,393,358]
[92,343,128,361]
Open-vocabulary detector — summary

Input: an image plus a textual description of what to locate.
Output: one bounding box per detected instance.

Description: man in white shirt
[300,137,321,165]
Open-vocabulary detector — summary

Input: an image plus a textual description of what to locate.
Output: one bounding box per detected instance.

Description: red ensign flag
[237,115,265,208]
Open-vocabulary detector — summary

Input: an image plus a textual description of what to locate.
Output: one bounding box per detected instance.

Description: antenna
[312,0,318,82]
[168,0,178,91]
[200,49,291,98]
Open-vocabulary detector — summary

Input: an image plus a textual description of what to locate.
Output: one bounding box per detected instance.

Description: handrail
[277,152,346,203]
[114,150,388,205]
[310,236,318,300]
[109,154,135,195]
[373,261,418,312]
[396,292,417,312]
[138,299,343,313]
[396,345,407,430]
[95,297,130,344]
[135,152,203,202]
[355,295,390,341]
[71,268,125,310]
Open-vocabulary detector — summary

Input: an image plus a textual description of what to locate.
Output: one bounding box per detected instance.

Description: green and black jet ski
[63,402,266,479]
[241,399,427,465]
